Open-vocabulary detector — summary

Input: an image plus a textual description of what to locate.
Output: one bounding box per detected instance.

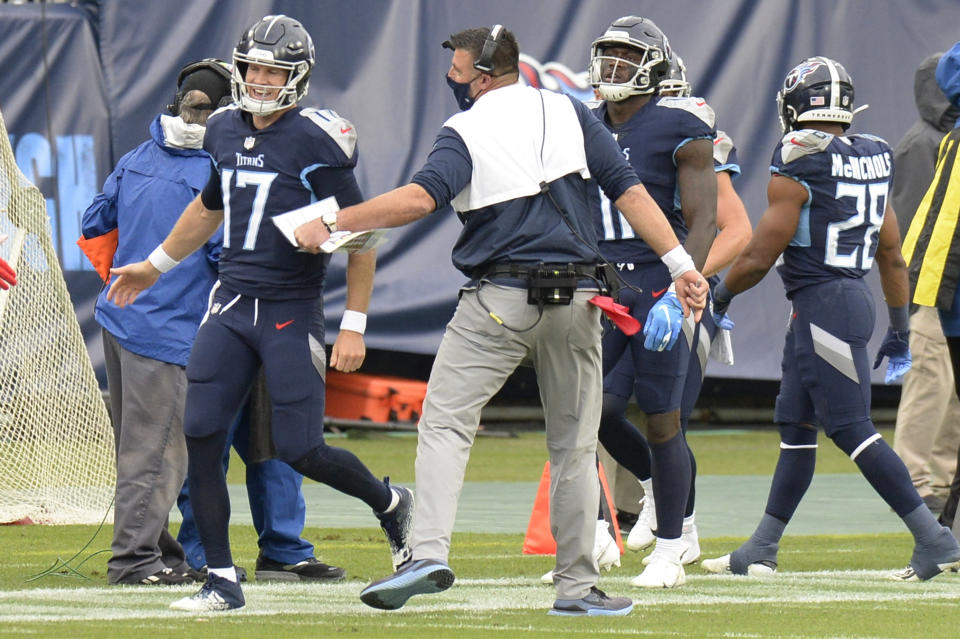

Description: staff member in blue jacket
[80,59,232,585]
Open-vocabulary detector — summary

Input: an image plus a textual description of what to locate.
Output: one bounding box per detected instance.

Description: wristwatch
[321,210,338,232]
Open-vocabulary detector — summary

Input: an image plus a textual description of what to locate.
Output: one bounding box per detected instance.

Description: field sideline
[3,428,958,637]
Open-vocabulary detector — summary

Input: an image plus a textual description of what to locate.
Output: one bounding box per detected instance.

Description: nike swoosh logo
[652,288,668,298]
[340,126,353,134]
[695,100,706,107]
[275,320,295,330]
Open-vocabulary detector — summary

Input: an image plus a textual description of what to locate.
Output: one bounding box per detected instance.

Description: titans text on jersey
[773,129,895,295]
[200,104,363,300]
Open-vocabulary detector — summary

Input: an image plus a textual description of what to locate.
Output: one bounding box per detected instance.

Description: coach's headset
[473,24,504,74]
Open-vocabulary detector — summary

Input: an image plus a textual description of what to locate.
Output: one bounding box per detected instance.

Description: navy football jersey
[592,95,716,264]
[771,129,895,295]
[201,105,363,300]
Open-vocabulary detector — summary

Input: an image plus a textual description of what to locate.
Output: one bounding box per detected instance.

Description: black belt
[471,262,601,281]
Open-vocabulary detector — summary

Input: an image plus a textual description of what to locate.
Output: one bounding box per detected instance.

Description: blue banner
[3,0,960,382]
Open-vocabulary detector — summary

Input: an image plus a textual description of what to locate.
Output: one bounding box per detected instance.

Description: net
[0,108,115,524]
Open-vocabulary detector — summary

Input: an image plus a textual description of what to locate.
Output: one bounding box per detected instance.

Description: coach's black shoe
[360,558,455,610]
[255,554,346,582]
[549,586,633,616]
[130,567,195,586]
[376,479,414,569]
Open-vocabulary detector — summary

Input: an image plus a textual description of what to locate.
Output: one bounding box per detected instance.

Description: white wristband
[660,245,696,280]
[147,245,180,273]
[340,310,367,334]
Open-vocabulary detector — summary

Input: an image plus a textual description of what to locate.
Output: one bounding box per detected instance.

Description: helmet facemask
[589,40,666,102]
[231,51,310,115]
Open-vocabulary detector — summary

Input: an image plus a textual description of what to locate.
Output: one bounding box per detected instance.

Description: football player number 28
[220,168,279,250]
[825,181,887,270]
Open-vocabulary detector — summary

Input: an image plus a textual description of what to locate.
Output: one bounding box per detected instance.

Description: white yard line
[0,569,956,626]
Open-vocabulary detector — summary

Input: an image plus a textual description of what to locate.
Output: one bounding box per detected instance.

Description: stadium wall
[1,0,958,383]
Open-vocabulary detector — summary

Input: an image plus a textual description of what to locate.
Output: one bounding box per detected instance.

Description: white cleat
[626,495,657,551]
[595,519,622,572]
[631,551,685,588]
[643,522,701,566]
[542,520,621,584]
[701,553,776,577]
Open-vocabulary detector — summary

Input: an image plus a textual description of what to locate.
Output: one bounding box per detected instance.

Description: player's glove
[643,288,683,352]
[0,256,16,290]
[873,328,911,384]
[713,312,735,330]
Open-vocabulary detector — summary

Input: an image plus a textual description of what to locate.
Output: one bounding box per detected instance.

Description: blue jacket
[82,114,222,366]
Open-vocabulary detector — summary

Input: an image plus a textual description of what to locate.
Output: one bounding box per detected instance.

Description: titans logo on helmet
[784,60,823,92]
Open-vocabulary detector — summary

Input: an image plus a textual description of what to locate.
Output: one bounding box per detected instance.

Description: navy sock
[290,444,392,512]
[852,440,924,517]
[597,393,652,481]
[186,431,233,568]
[765,424,817,522]
[649,430,691,539]
[831,422,922,518]
[685,441,696,518]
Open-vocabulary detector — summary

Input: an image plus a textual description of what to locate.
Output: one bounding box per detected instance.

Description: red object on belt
[589,295,641,336]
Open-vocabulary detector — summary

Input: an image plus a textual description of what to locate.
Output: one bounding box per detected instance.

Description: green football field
[2,428,958,638]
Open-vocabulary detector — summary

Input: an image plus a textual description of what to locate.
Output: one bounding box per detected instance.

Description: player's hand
[873,328,911,384]
[0,256,16,290]
[331,330,366,372]
[643,288,684,352]
[673,270,706,322]
[295,219,332,254]
[106,261,161,307]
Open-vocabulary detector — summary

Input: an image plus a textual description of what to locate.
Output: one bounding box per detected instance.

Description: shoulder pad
[853,133,890,146]
[779,129,833,164]
[713,130,735,164]
[299,107,358,159]
[657,96,716,128]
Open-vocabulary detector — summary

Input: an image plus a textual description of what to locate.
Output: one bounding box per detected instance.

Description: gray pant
[103,329,188,584]
[411,285,602,600]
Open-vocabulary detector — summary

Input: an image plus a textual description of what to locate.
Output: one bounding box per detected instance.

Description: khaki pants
[411,285,602,600]
[893,306,960,498]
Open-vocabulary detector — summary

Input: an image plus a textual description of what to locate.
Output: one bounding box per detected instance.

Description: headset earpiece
[473,24,503,74]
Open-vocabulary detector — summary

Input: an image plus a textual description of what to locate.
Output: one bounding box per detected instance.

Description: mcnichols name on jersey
[830,151,892,181]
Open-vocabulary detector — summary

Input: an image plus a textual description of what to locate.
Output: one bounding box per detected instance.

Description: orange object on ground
[325,370,427,422]
[523,460,623,555]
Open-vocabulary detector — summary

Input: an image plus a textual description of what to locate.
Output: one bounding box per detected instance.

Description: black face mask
[446,74,478,111]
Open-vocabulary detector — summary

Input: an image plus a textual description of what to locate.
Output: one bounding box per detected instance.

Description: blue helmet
[232,14,315,115]
[659,51,690,97]
[777,56,855,132]
[589,16,672,101]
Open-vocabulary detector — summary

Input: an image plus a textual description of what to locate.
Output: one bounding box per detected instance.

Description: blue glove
[643,290,683,352]
[873,328,911,384]
[713,312,735,330]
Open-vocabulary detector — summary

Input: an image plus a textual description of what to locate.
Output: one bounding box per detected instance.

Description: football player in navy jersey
[617,54,752,565]
[586,16,718,588]
[702,57,960,580]
[106,15,413,611]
